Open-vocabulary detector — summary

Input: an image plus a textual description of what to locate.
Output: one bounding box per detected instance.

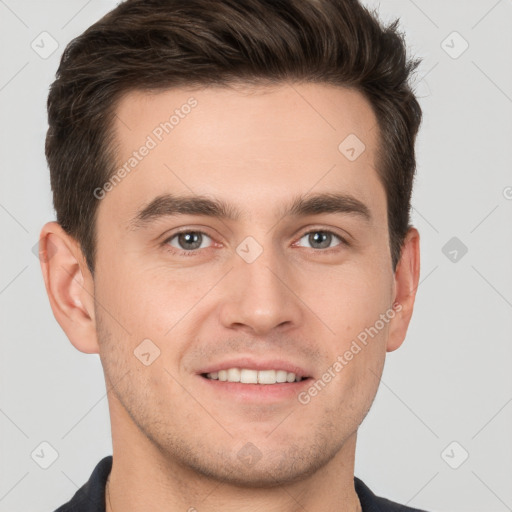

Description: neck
[105,398,362,512]
[105,442,361,512]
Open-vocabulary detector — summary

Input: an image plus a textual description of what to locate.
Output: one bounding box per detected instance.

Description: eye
[165,230,213,253]
[295,230,347,250]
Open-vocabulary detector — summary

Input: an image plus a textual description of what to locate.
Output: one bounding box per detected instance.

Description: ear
[38,221,99,354]
[386,227,421,353]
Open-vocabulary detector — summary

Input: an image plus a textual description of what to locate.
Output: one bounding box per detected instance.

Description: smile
[203,368,307,384]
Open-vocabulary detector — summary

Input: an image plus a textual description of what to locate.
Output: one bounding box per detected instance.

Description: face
[83,83,407,485]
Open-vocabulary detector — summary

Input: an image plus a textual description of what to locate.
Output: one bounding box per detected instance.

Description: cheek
[94,264,214,381]
[298,264,391,393]
[299,262,393,331]
[94,261,189,335]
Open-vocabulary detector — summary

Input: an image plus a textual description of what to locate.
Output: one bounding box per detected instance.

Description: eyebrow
[128,191,372,230]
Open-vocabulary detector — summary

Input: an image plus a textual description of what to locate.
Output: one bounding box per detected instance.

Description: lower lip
[198,375,312,402]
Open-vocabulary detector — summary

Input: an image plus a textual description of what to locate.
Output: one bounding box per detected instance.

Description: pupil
[179,232,201,250]
[310,231,330,249]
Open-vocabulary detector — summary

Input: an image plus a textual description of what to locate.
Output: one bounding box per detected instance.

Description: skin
[39,82,420,512]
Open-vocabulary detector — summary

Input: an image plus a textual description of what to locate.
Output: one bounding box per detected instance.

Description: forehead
[114,82,379,152]
[102,83,385,227]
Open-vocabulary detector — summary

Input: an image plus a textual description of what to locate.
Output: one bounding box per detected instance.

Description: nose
[218,242,303,336]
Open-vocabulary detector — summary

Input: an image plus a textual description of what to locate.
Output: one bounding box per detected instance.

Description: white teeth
[276,370,288,383]
[257,370,276,384]
[205,368,305,384]
[227,368,241,382]
[240,369,258,384]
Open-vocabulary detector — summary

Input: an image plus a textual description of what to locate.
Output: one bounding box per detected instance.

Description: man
[39,0,426,510]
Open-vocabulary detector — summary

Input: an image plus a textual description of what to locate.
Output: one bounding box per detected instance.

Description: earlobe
[38,221,100,354]
[386,227,421,353]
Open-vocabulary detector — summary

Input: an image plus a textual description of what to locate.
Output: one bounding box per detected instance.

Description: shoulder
[354,477,430,512]
[53,456,112,512]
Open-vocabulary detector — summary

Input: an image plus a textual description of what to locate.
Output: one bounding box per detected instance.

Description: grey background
[0,0,511,511]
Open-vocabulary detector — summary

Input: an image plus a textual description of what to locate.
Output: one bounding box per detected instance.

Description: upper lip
[197,357,312,379]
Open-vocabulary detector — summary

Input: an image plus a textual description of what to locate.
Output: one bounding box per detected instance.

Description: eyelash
[161,228,349,257]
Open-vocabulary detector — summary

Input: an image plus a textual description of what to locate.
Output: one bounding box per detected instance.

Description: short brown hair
[45,0,422,274]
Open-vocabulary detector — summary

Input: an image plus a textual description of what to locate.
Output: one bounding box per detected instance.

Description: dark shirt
[54,456,428,512]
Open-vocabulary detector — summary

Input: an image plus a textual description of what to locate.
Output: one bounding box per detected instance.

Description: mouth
[198,370,312,402]
[196,358,313,401]
[200,368,309,384]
